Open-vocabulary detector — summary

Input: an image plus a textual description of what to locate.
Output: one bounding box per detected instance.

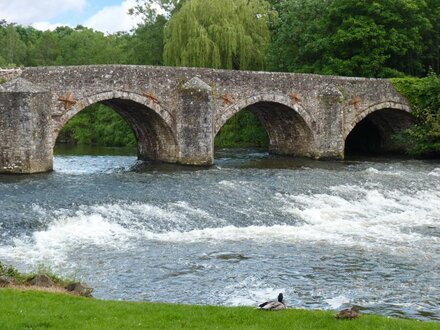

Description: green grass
[0,289,438,330]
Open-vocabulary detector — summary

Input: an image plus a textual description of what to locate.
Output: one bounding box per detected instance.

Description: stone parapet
[0,68,23,83]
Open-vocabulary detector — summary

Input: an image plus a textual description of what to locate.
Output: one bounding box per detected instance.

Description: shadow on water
[214,148,424,171]
[54,144,137,156]
[130,161,209,173]
[97,147,354,173]
[52,144,434,174]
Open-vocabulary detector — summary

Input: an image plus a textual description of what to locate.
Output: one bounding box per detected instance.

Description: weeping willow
[163,0,272,70]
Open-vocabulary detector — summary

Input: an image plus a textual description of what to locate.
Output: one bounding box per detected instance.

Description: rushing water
[0,147,439,321]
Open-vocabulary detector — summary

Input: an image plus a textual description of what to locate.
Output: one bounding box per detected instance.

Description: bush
[0,262,20,278]
[391,74,440,157]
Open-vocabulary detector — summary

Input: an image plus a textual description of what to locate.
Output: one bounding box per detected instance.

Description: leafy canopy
[163,0,274,70]
[269,0,436,77]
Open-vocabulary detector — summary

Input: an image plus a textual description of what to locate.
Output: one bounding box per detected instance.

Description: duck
[335,306,361,319]
[258,293,286,311]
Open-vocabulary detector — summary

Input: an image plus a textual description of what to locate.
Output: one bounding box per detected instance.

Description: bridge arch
[345,101,414,156]
[215,94,317,157]
[53,91,178,163]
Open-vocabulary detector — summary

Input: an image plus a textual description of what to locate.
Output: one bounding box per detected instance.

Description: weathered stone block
[177,77,214,165]
[0,78,53,173]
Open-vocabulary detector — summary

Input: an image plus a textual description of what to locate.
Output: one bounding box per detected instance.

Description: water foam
[364,167,403,176]
[1,183,439,268]
[429,168,440,177]
[0,212,136,267]
[325,295,351,309]
[276,185,440,253]
[0,200,226,267]
[54,156,136,174]
[220,276,286,307]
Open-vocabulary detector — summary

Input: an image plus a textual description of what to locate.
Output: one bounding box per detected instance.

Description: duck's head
[277,293,284,302]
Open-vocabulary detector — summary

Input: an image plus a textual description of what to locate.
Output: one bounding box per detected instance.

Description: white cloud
[32,21,71,32]
[0,0,86,25]
[84,0,142,34]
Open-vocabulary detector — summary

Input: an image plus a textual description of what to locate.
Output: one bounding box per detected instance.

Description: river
[0,146,439,321]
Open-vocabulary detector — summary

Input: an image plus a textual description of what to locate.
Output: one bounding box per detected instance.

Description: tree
[269,0,436,77]
[268,0,330,73]
[31,31,61,66]
[0,24,26,66]
[129,0,184,23]
[163,0,274,70]
[420,0,440,74]
[56,26,128,65]
[128,15,167,65]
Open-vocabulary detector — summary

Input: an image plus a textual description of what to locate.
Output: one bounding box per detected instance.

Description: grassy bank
[0,289,438,330]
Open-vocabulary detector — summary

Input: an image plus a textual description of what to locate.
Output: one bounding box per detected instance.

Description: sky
[0,0,143,33]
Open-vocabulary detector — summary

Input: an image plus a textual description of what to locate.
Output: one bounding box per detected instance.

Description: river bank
[0,288,438,330]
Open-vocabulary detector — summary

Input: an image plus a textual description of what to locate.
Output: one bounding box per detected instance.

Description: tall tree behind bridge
[0,24,26,67]
[162,0,274,70]
[129,0,184,22]
[269,0,439,77]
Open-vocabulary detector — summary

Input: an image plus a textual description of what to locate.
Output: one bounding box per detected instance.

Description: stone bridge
[0,65,413,173]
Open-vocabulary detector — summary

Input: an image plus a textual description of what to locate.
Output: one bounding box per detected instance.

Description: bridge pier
[176,77,214,166]
[312,85,346,160]
[0,78,53,174]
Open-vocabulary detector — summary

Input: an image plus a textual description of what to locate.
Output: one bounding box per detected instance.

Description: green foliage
[269,0,439,77]
[0,24,27,67]
[128,16,166,65]
[129,0,184,23]
[164,0,274,70]
[57,104,136,147]
[0,289,438,330]
[215,110,269,148]
[391,74,440,156]
[0,22,167,67]
[420,0,440,74]
[0,261,70,285]
[51,26,130,66]
[0,262,20,278]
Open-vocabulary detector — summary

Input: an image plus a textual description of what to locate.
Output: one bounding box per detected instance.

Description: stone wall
[0,69,23,83]
[0,65,411,173]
